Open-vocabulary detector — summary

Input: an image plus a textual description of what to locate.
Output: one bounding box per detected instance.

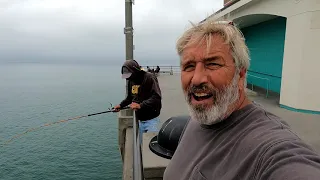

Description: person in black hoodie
[114,60,162,138]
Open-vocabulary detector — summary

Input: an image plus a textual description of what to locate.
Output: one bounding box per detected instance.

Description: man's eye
[206,63,222,69]
[183,64,195,71]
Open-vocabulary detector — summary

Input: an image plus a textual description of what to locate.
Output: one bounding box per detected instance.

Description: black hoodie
[120,60,162,121]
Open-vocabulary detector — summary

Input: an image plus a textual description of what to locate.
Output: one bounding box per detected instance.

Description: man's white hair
[176,19,250,87]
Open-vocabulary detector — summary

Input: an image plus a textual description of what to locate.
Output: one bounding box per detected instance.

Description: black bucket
[149,115,190,159]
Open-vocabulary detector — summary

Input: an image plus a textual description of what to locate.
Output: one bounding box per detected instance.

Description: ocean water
[0,63,127,180]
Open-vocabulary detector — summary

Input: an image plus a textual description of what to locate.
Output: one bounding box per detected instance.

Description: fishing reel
[108,102,114,111]
[108,102,130,112]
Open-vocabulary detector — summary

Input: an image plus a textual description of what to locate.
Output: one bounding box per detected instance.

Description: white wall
[210,0,320,112]
[281,12,311,110]
[212,0,320,20]
[295,11,320,111]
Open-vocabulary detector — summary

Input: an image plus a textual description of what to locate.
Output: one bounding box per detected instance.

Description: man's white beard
[185,74,240,125]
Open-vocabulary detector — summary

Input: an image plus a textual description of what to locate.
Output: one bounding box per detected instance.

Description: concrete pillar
[123,128,133,180]
[280,10,320,113]
[118,108,133,161]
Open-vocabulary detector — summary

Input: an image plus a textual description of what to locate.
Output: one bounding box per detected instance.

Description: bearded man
[163,20,320,180]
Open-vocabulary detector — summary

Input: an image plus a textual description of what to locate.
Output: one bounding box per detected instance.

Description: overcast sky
[0,0,222,65]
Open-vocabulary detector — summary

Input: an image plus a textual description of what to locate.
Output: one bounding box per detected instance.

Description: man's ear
[238,68,247,90]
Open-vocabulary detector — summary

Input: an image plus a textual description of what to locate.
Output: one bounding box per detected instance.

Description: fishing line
[2,105,129,145]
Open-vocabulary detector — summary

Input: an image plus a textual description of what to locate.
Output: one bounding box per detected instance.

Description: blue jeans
[138,117,160,144]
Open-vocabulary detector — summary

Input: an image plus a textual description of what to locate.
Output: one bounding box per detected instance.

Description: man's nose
[191,63,209,86]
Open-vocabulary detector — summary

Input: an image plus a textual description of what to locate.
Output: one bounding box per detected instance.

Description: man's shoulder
[181,102,301,145]
[232,103,319,167]
[183,103,303,156]
[143,72,159,84]
[238,102,291,130]
[168,103,320,179]
[242,109,320,179]
[144,71,157,79]
[235,103,299,145]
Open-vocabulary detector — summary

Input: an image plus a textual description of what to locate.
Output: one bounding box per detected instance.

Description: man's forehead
[181,36,230,60]
[181,47,228,61]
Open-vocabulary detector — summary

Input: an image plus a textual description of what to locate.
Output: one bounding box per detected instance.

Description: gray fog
[0,0,222,65]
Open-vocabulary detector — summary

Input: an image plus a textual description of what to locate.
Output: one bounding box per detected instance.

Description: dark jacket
[120,60,162,121]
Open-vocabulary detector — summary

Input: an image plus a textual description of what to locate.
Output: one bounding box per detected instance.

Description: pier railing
[133,110,144,180]
[118,108,170,180]
[141,65,180,75]
[247,70,271,98]
[118,109,145,180]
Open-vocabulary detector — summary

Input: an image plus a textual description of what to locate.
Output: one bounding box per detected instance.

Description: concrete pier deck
[157,74,320,152]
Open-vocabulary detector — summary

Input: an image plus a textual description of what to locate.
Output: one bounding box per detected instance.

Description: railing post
[247,73,271,99]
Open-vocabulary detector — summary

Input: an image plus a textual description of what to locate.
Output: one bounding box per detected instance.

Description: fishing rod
[3,104,130,145]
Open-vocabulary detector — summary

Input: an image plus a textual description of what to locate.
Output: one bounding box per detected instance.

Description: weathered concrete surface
[142,132,170,179]
[118,109,133,161]
[157,74,189,125]
[157,74,320,153]
[245,88,258,96]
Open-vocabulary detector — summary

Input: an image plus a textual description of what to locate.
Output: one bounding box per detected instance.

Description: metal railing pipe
[133,110,144,180]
